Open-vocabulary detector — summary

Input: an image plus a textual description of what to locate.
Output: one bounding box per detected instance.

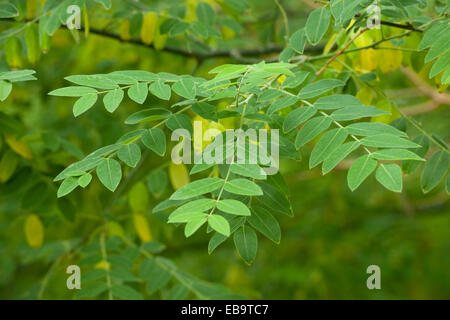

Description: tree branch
[380,20,423,33]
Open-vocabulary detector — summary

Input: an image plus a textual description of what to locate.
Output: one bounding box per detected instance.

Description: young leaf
[73,94,98,117]
[49,86,97,97]
[223,178,263,196]
[322,141,360,174]
[57,176,79,198]
[229,163,267,180]
[208,214,230,236]
[347,155,377,191]
[289,28,307,54]
[295,116,332,149]
[169,212,207,224]
[170,178,223,200]
[314,94,362,110]
[0,80,12,101]
[170,199,216,219]
[65,75,118,89]
[125,108,171,124]
[128,82,148,104]
[172,78,196,99]
[248,206,281,244]
[78,173,92,188]
[166,114,193,134]
[96,158,122,192]
[360,134,420,149]
[310,127,348,168]
[372,149,424,161]
[376,163,403,192]
[234,225,258,265]
[141,128,166,156]
[117,143,141,167]
[185,217,207,237]
[330,106,389,121]
[217,199,251,216]
[149,80,171,100]
[346,122,407,137]
[103,88,124,113]
[305,7,331,45]
[298,79,344,99]
[420,151,449,193]
[283,106,317,133]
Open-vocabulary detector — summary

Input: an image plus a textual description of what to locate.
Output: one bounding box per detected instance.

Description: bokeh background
[0,0,449,299]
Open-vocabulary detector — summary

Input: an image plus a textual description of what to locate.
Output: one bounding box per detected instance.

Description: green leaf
[0,3,19,18]
[420,150,449,193]
[49,86,97,97]
[185,217,207,237]
[310,128,348,168]
[111,284,144,300]
[346,122,407,137]
[125,108,171,124]
[103,88,124,113]
[298,79,344,99]
[322,141,360,174]
[65,75,118,90]
[139,257,171,294]
[283,106,317,133]
[402,135,429,174]
[376,163,403,192]
[372,149,425,161]
[128,82,148,104]
[0,80,12,101]
[295,116,332,149]
[141,128,166,156]
[57,177,78,198]
[172,78,196,99]
[256,182,292,216]
[289,28,307,54]
[96,158,122,192]
[196,2,216,26]
[281,71,309,89]
[73,94,98,117]
[248,206,281,243]
[170,178,223,200]
[109,269,140,282]
[78,173,92,188]
[267,96,299,115]
[223,178,263,196]
[347,155,377,191]
[117,143,141,167]
[163,283,189,300]
[149,80,171,100]
[331,106,389,121]
[234,225,258,265]
[314,94,362,110]
[229,163,267,180]
[360,134,420,149]
[75,282,107,299]
[305,7,331,45]
[166,114,193,134]
[169,212,207,223]
[217,199,250,216]
[208,214,230,236]
[192,102,217,121]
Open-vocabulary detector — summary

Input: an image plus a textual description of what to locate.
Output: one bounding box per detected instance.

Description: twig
[316,27,370,75]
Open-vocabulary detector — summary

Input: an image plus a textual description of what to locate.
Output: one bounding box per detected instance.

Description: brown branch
[316,27,370,75]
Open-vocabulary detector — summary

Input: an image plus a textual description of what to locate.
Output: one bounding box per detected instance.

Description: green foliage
[0,0,448,300]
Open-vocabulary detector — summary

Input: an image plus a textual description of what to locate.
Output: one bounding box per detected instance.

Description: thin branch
[274,0,290,39]
[380,20,423,33]
[316,27,370,75]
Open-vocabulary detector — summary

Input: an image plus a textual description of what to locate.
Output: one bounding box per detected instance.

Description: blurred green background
[0,0,449,299]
